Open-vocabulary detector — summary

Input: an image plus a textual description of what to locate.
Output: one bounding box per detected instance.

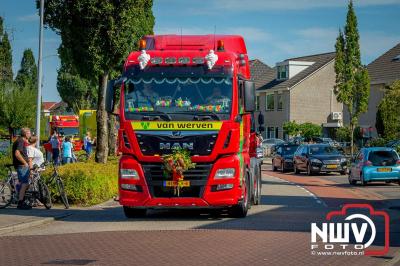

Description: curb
[0,213,72,236]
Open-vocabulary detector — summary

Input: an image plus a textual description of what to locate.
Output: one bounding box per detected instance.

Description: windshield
[309,145,340,155]
[124,77,232,120]
[282,145,299,155]
[57,127,79,136]
[368,150,399,166]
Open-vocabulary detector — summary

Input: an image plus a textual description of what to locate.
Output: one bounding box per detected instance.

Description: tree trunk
[95,72,109,163]
[108,113,117,156]
[350,123,354,157]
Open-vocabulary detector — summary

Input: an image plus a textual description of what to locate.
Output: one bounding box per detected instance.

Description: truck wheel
[123,206,147,218]
[252,166,262,205]
[230,174,250,218]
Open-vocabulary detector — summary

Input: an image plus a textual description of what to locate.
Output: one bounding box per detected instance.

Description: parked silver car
[262,138,284,157]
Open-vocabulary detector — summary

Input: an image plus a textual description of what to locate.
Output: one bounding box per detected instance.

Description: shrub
[367,138,386,147]
[0,151,12,178]
[42,160,118,206]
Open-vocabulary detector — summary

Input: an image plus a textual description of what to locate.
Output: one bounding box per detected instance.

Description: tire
[294,164,300,174]
[272,160,277,171]
[252,166,262,205]
[348,173,357,185]
[56,179,69,209]
[281,163,286,174]
[360,175,368,186]
[123,206,147,218]
[38,180,52,209]
[230,174,250,218]
[340,171,346,176]
[307,164,313,176]
[0,182,12,209]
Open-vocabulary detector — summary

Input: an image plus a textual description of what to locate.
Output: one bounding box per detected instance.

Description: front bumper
[118,155,243,208]
[310,162,347,173]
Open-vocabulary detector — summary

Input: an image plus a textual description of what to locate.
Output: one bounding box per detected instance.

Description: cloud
[176,0,400,15]
[17,14,38,22]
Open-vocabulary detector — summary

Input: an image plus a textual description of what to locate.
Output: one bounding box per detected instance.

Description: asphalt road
[1,167,399,266]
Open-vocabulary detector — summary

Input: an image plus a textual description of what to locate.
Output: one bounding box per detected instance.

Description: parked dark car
[272,144,299,172]
[293,144,347,175]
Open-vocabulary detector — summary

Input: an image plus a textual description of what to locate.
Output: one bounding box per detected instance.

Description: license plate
[326,164,338,169]
[163,180,190,187]
[377,168,392,172]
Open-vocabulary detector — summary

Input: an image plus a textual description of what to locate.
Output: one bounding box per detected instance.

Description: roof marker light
[192,57,205,64]
[150,57,163,64]
[139,39,146,50]
[217,40,224,51]
[138,50,150,70]
[165,57,177,64]
[178,57,190,64]
[205,50,218,70]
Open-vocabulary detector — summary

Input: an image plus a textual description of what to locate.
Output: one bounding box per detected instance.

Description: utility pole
[36,0,44,148]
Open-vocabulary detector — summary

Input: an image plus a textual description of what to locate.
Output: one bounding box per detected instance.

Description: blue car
[348,147,400,185]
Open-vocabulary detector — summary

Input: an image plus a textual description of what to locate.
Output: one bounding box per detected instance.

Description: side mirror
[244,80,256,113]
[106,79,115,113]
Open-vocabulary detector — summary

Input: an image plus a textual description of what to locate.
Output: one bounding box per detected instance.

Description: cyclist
[12,127,31,210]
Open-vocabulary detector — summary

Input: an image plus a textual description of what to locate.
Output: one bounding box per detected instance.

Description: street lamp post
[36,0,44,148]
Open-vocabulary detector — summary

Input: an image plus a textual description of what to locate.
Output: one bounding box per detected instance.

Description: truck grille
[142,163,212,198]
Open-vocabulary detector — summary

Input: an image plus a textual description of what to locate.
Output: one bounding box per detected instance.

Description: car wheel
[281,162,285,173]
[272,160,277,171]
[294,163,300,174]
[307,164,313,176]
[360,174,368,186]
[348,172,357,185]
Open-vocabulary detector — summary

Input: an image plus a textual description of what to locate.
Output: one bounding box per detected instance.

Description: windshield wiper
[141,111,172,121]
[173,111,221,121]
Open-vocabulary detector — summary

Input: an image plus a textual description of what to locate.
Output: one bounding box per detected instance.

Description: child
[27,136,45,168]
[62,137,73,164]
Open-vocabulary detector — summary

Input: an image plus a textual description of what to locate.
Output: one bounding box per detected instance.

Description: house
[251,52,343,140]
[42,101,73,116]
[357,43,400,135]
[42,102,57,117]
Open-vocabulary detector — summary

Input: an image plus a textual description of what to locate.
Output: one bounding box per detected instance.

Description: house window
[277,65,288,80]
[277,93,283,111]
[266,94,274,111]
[267,127,275,138]
[275,127,279,139]
[256,95,260,111]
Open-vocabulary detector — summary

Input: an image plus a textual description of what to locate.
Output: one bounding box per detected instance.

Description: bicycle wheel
[77,153,89,162]
[38,180,52,209]
[56,178,69,209]
[0,181,12,209]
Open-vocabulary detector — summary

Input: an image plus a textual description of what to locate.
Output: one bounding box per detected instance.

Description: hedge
[42,158,119,206]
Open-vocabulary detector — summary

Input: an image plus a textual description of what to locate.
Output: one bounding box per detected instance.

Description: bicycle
[46,164,69,209]
[0,164,52,209]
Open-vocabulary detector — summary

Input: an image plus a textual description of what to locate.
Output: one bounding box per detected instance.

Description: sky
[0,0,399,102]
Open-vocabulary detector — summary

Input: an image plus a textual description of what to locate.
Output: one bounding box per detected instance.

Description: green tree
[375,80,400,140]
[0,17,13,89]
[15,49,38,90]
[41,0,155,163]
[336,126,351,142]
[334,1,370,155]
[283,121,300,137]
[299,122,322,140]
[0,83,36,143]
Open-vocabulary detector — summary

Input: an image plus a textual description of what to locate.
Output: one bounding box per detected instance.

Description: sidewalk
[0,206,72,235]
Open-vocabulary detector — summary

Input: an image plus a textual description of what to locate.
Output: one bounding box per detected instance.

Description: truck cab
[107,35,262,218]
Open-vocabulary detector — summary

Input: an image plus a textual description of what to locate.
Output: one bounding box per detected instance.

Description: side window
[238,80,244,114]
[296,146,303,155]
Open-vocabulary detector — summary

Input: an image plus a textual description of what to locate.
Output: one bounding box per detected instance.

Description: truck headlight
[214,168,235,179]
[120,169,139,179]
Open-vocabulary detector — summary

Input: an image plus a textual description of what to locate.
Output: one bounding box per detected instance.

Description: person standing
[12,128,32,210]
[84,132,95,158]
[62,137,73,164]
[27,136,45,167]
[50,131,60,165]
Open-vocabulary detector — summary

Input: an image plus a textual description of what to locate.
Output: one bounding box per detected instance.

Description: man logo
[160,142,194,150]
[140,122,150,130]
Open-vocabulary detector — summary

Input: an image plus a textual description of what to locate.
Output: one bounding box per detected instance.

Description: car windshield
[57,127,79,136]
[368,150,399,166]
[309,145,340,155]
[281,145,298,155]
[124,77,232,119]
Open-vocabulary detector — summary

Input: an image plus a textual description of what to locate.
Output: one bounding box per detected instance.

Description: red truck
[43,115,83,153]
[106,35,263,218]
